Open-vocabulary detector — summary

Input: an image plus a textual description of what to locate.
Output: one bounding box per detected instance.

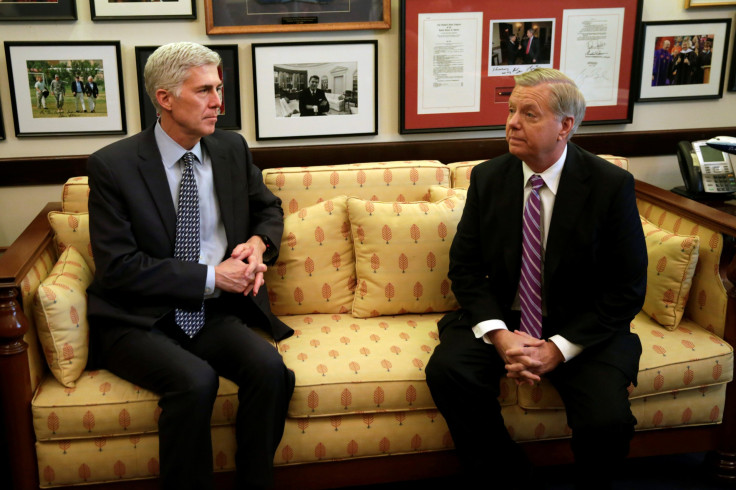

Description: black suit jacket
[523,37,540,63]
[441,143,646,380]
[299,88,329,116]
[87,126,293,341]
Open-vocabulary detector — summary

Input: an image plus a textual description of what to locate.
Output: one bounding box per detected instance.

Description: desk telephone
[675,139,736,197]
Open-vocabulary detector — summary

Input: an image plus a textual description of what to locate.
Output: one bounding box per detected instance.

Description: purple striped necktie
[520,174,544,338]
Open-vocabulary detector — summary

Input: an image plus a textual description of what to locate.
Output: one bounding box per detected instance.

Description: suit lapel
[137,127,177,248]
[545,143,591,283]
[203,134,236,248]
[500,158,525,285]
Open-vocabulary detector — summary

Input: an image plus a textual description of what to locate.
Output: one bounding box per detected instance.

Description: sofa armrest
[0,201,60,490]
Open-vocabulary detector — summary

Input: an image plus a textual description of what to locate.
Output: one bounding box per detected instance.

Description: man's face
[506,84,570,169]
[527,30,533,38]
[663,40,671,50]
[309,78,319,90]
[160,64,222,144]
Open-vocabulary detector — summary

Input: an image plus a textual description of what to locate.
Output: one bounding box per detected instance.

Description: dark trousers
[91,298,295,490]
[425,323,636,489]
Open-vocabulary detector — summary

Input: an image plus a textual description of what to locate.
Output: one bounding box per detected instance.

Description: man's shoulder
[90,129,150,163]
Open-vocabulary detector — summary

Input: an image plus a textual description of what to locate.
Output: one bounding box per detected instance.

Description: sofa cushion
[428,186,467,202]
[48,211,94,272]
[264,196,355,315]
[263,161,450,217]
[640,216,700,329]
[347,196,463,317]
[32,246,93,388]
[446,160,486,189]
[62,176,90,213]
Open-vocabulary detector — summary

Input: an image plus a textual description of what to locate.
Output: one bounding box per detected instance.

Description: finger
[252,272,264,296]
[232,244,252,261]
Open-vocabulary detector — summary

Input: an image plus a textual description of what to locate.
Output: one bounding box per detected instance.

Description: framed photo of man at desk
[252,41,377,140]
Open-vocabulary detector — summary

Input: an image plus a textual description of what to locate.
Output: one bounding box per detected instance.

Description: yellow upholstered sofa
[1,155,736,489]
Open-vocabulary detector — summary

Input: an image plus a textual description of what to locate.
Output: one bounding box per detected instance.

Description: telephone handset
[675,140,736,197]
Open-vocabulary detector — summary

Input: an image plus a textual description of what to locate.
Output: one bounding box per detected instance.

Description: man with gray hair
[426,68,646,489]
[87,42,295,489]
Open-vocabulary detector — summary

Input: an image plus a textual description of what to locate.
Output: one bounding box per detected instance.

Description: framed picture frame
[0,97,5,141]
[0,0,77,21]
[636,19,730,102]
[400,0,642,134]
[5,41,126,137]
[685,0,736,7]
[135,45,241,130]
[206,0,390,34]
[90,0,196,21]
[252,41,377,141]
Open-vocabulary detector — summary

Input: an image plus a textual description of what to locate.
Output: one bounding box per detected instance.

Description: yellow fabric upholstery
[428,186,467,202]
[33,247,93,387]
[347,197,463,317]
[640,216,700,329]
[48,212,94,272]
[264,196,355,315]
[62,177,90,213]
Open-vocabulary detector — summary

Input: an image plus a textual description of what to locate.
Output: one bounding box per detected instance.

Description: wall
[1,0,735,245]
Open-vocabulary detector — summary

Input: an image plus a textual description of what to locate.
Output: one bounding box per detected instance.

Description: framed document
[400,0,642,134]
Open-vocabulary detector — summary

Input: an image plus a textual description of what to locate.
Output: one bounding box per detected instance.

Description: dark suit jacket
[441,143,646,380]
[85,82,98,98]
[87,126,293,341]
[523,36,540,64]
[299,88,329,116]
[71,80,84,95]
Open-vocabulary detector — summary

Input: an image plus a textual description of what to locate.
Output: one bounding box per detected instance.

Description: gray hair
[514,68,586,138]
[144,42,221,112]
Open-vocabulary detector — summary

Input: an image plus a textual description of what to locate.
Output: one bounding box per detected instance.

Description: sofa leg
[705,450,736,482]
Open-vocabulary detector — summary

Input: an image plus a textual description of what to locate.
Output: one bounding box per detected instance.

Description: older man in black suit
[298,75,329,116]
[426,68,647,489]
[87,42,295,490]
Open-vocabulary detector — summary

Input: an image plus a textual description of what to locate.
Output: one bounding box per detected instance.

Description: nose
[507,110,521,128]
[208,87,221,108]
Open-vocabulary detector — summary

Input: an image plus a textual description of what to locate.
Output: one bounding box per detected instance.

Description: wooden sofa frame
[3,136,736,489]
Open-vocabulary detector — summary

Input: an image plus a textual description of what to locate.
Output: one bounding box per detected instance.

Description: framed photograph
[90,0,196,21]
[0,0,76,21]
[685,0,736,7]
[135,45,241,130]
[636,19,730,102]
[0,97,5,141]
[4,42,126,137]
[252,41,377,141]
[206,0,390,34]
[400,0,642,134]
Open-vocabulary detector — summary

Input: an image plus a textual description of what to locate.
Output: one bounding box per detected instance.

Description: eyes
[508,106,537,119]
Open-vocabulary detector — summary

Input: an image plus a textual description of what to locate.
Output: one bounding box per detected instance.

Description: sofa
[1,151,736,490]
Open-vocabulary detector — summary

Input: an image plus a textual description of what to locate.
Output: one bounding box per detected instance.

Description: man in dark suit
[523,28,540,64]
[425,68,647,489]
[87,42,295,490]
[503,33,521,65]
[298,75,329,116]
[71,74,86,112]
[84,76,98,113]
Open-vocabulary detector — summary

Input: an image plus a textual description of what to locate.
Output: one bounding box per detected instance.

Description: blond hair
[514,68,586,137]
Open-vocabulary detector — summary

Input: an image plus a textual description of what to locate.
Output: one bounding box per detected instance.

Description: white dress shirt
[155,122,227,298]
[471,146,584,361]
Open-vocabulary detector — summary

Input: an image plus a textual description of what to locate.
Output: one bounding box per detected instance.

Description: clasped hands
[488,329,564,385]
[214,236,268,296]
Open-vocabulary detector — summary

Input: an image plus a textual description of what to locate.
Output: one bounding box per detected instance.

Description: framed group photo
[252,40,377,140]
[400,0,643,134]
[0,0,77,21]
[90,0,196,21]
[205,0,390,34]
[636,19,731,102]
[135,45,241,130]
[4,41,126,137]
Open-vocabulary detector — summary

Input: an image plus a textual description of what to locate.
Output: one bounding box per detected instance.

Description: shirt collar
[154,121,203,170]
[522,145,567,196]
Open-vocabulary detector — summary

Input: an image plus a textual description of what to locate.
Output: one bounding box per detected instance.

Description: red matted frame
[400,0,642,134]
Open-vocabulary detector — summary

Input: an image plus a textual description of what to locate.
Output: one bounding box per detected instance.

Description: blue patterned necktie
[519,174,544,338]
[174,152,205,337]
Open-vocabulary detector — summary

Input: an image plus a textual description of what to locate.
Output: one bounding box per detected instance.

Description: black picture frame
[90,0,196,21]
[252,40,378,141]
[0,0,77,21]
[5,41,127,137]
[636,19,731,102]
[0,97,5,141]
[135,45,241,131]
[729,40,736,92]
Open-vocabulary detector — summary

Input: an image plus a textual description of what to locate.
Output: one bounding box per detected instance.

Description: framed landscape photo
[400,0,643,134]
[135,45,241,130]
[206,0,390,34]
[90,0,196,21]
[0,0,77,21]
[252,41,377,140]
[5,41,126,137]
[636,19,730,102]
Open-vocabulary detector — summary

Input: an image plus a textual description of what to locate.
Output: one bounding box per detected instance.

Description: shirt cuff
[205,265,216,298]
[472,319,508,344]
[549,335,583,361]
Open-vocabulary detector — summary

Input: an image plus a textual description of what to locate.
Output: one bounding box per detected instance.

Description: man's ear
[156,88,172,112]
[558,116,574,141]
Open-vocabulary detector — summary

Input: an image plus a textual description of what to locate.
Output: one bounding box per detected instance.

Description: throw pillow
[48,211,94,272]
